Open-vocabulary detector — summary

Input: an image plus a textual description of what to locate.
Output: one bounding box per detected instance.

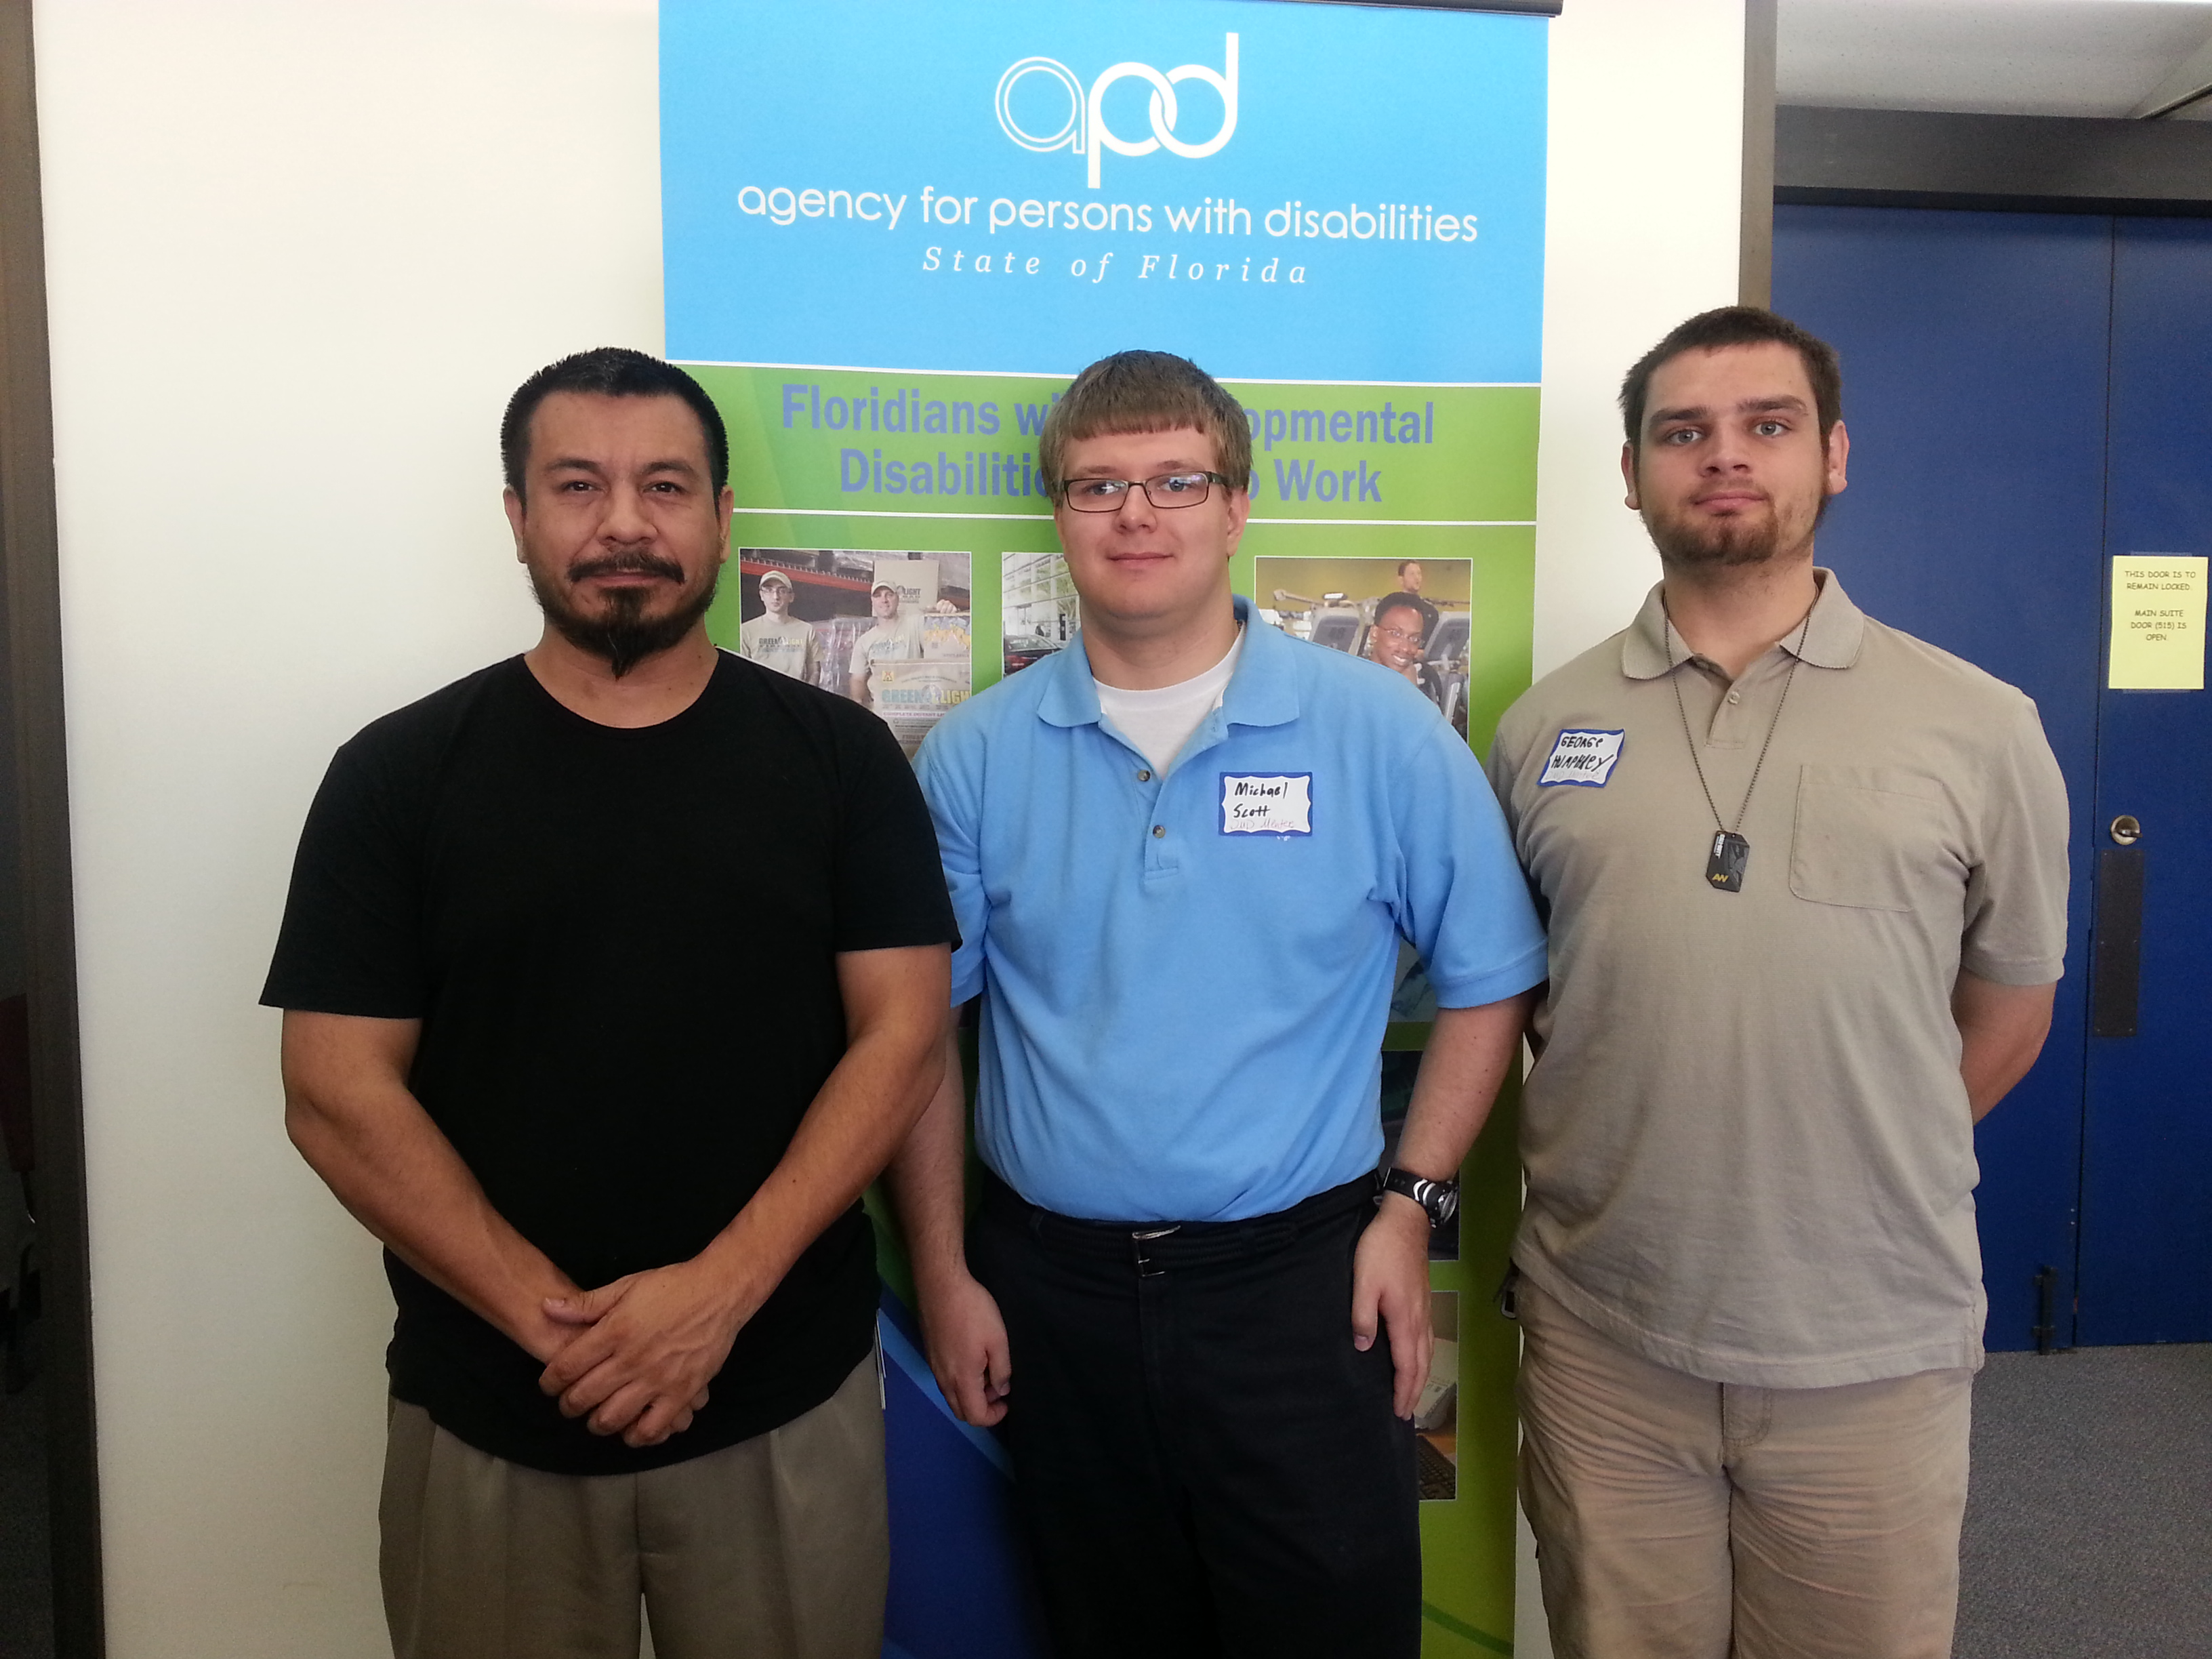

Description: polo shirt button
[1151,824,1165,838]
[1726,691,1741,704]
[1137,769,1151,782]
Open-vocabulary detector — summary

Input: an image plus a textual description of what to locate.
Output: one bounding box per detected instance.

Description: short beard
[529,552,720,678]
[1645,506,1784,569]
[1641,485,1830,571]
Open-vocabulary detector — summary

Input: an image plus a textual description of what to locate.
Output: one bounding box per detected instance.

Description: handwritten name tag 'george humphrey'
[1538,729,1625,788]
[1219,773,1314,835]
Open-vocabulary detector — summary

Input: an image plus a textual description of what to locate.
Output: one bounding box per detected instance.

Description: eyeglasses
[1057,471,1229,512]
[1372,622,1425,647]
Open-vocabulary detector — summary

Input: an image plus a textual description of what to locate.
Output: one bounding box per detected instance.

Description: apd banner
[663,2,1546,1653]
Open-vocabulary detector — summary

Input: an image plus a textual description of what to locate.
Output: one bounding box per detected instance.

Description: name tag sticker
[1220,773,1313,836]
[1538,729,1625,788]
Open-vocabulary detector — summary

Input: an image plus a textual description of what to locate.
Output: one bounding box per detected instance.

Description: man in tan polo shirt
[1488,307,2068,1659]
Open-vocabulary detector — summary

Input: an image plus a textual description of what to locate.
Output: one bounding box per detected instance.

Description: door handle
[2090,845,2144,1038]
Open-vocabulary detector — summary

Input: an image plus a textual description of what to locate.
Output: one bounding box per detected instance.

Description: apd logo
[994,34,1239,190]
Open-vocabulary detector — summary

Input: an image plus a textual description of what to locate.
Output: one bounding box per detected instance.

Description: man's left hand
[537,1260,756,1448]
[1351,1194,1434,1420]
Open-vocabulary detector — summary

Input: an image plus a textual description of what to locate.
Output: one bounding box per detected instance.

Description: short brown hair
[1619,307,1842,452]
[1038,350,1253,498]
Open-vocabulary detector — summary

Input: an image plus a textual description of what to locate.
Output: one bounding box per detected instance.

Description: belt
[981,1168,1380,1278]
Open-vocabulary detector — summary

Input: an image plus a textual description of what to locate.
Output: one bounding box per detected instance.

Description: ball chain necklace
[1666,608,1814,893]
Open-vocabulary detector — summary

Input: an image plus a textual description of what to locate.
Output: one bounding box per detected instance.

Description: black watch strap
[1380,1166,1460,1227]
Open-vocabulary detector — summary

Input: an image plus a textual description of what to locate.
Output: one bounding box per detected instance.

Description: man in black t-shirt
[263,348,954,1659]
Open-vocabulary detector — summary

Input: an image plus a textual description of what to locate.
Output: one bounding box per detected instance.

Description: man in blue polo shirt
[889,350,1544,1658]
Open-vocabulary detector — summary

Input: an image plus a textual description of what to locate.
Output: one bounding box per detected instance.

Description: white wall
[1534,0,1750,680]
[35,3,659,1653]
[29,2,1742,1653]
[1517,12,1750,1652]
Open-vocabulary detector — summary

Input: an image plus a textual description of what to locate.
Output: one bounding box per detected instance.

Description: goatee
[529,552,720,678]
[1644,508,1785,569]
[1641,489,1829,571]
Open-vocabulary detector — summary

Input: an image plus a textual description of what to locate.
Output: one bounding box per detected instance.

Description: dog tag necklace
[1667,611,1811,893]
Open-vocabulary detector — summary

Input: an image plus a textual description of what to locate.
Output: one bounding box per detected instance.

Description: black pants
[970,1172,1420,1659]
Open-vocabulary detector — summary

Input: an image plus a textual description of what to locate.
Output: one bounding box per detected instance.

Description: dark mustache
[567,551,685,583]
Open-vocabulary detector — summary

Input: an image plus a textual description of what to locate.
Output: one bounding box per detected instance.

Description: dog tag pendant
[1706,831,1749,893]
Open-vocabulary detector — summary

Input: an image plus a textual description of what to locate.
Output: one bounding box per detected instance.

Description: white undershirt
[1093,628,1246,773]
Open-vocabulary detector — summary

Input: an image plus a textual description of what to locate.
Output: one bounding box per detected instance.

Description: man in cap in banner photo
[1487,307,2069,1659]
[846,573,924,710]
[263,346,954,1659]
[888,349,1547,1658]
[737,565,819,682]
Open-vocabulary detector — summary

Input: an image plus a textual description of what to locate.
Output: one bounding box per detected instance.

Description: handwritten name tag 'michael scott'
[1538,729,1625,788]
[1219,773,1314,836]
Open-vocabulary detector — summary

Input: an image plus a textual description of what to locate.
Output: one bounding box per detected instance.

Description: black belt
[981,1168,1379,1278]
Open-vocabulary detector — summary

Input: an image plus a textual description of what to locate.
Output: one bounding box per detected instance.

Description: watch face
[1430,1184,1460,1225]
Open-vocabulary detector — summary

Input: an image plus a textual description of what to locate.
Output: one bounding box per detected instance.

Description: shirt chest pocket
[1788,766,1962,914]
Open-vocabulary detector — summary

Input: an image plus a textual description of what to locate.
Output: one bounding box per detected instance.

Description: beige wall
[1534,0,1753,682]
[1519,13,1753,1651]
[29,2,1746,1652]
[36,3,659,1653]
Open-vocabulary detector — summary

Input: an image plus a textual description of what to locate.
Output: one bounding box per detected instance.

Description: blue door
[2079,219,2212,1343]
[1774,205,2212,1348]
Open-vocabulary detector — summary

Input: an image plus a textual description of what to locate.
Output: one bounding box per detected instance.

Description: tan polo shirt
[1487,571,2068,1387]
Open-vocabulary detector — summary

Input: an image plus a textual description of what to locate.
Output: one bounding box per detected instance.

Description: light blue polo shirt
[915,597,1546,1223]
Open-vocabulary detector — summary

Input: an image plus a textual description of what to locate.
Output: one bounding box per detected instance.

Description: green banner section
[694,367,1533,1658]
[1418,1079,1523,1657]
[691,365,1537,525]
[703,511,1530,736]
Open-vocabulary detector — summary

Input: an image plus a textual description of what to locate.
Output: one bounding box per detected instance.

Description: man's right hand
[919,1268,1012,1427]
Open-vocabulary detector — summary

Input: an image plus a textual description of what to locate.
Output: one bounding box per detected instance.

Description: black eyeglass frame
[1054,470,1233,512]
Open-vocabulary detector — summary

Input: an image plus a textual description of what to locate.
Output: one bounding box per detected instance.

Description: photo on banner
[1418,1291,1462,1503]
[731,549,973,756]
[1256,555,1473,739]
[663,1,1549,1650]
[1002,550,1080,676]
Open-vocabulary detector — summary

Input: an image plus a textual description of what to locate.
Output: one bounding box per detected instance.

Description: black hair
[500,347,730,501]
[1619,307,1842,451]
[1374,591,1425,623]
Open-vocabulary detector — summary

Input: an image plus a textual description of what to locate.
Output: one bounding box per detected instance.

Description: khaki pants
[380,1353,887,1659]
[1517,1282,1971,1659]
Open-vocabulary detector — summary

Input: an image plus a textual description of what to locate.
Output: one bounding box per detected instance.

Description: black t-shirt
[262,653,955,1475]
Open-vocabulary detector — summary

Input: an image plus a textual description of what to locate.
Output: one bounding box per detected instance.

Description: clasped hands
[533,1256,756,1450]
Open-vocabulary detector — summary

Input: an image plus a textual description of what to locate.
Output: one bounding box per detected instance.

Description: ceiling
[1780,0,2212,120]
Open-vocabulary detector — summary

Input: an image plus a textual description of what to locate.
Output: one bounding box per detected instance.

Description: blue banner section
[662,0,1546,382]
[878,1298,1047,1659]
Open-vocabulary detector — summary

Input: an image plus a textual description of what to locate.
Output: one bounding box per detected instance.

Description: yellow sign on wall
[2108,556,2209,691]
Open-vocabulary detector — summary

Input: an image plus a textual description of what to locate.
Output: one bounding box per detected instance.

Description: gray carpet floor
[1957,1344,2212,1659]
[0,1345,2203,1656]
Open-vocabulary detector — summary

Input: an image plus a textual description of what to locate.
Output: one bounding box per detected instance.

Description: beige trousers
[380,1352,887,1659]
[1517,1282,1971,1659]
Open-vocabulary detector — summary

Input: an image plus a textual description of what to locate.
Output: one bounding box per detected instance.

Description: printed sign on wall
[663,3,1548,1652]
[2108,554,2208,691]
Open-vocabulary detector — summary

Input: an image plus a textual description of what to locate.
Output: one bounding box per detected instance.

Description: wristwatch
[1380,1166,1460,1227]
